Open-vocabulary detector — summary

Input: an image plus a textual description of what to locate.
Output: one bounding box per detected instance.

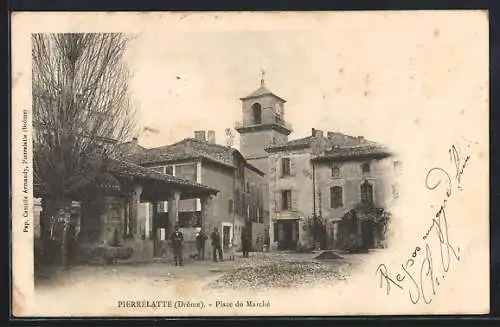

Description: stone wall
[239,130,288,160]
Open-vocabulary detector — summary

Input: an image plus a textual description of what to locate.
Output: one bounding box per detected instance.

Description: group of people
[169,225,260,266]
[170,225,224,266]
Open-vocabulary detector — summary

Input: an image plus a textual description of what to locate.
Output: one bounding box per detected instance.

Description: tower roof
[240,85,287,102]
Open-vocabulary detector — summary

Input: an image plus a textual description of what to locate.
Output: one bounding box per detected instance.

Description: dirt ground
[35,251,363,288]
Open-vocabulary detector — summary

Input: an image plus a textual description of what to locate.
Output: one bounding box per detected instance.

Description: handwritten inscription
[376,143,472,304]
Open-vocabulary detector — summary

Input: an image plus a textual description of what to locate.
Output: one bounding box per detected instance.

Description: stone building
[265,128,398,251]
[127,132,266,254]
[235,78,293,241]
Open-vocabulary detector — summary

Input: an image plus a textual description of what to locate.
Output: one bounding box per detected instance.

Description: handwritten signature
[376,144,472,304]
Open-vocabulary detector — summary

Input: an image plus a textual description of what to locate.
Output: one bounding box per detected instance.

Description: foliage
[303,215,327,250]
[32,33,137,200]
[338,202,392,251]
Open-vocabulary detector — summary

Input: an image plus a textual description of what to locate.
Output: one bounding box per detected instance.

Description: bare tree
[32,33,137,265]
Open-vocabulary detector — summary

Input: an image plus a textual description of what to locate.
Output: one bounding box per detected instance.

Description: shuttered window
[282,158,291,177]
[176,163,197,182]
[281,190,292,210]
[361,162,371,174]
[331,166,340,178]
[330,186,343,208]
[361,180,374,204]
[235,190,241,215]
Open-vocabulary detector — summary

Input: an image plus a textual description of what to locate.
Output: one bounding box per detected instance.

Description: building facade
[128,131,266,254]
[266,128,398,251]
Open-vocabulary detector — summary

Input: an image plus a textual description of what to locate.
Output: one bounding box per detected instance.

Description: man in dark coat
[195,229,208,260]
[211,227,223,262]
[264,229,271,252]
[171,225,184,266]
[241,226,252,258]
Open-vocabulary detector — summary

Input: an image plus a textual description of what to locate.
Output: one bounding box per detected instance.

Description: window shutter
[330,186,343,208]
[361,181,374,204]
[330,187,334,208]
[242,193,246,217]
[274,191,281,212]
[289,190,295,211]
[289,157,295,177]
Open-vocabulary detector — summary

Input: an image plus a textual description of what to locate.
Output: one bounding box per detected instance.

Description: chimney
[207,130,216,144]
[357,136,364,142]
[311,128,316,136]
[194,130,206,142]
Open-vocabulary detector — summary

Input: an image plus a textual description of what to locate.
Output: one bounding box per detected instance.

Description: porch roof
[108,158,219,200]
[33,158,219,201]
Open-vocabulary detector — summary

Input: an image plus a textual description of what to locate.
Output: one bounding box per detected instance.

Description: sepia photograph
[11,11,489,317]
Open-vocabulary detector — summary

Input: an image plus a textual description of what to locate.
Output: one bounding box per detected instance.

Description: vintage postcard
[11,11,489,317]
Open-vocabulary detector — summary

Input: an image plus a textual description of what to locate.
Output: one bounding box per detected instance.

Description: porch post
[167,191,180,231]
[201,194,215,258]
[129,184,143,238]
[201,195,215,233]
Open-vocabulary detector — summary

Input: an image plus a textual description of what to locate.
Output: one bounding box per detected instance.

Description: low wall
[121,238,154,263]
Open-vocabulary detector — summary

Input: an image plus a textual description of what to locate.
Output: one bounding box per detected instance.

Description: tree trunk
[41,196,73,267]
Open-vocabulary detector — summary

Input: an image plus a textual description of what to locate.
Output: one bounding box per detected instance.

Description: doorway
[221,222,233,250]
[277,220,299,250]
[361,220,375,249]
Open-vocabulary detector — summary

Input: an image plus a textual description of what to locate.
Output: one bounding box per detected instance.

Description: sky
[121,11,487,155]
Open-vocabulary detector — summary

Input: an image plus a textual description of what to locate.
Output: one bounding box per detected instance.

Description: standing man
[171,225,184,266]
[211,227,223,262]
[241,226,251,258]
[195,228,208,260]
[263,229,271,252]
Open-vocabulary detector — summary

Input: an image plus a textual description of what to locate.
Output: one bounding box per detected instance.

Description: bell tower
[236,72,292,173]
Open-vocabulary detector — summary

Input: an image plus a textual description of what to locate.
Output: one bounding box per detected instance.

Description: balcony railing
[234,117,293,131]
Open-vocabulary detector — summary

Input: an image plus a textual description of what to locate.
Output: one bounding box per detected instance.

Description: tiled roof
[107,158,219,193]
[266,132,372,153]
[240,85,286,102]
[313,144,392,161]
[33,157,219,197]
[127,138,266,176]
[127,138,235,167]
[116,141,146,156]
